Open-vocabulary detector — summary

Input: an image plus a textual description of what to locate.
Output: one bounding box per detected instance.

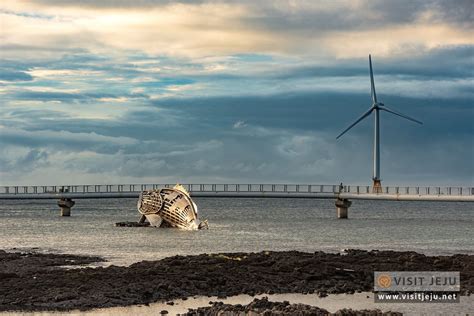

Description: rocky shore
[0,249,472,312]
[181,297,402,316]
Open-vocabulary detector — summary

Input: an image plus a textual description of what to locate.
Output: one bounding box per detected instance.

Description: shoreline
[1,249,472,312]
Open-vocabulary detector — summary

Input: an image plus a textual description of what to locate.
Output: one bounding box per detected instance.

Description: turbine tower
[336,55,422,192]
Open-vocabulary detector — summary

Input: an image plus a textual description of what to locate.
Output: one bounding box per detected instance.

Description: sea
[1,198,473,265]
[1,198,473,315]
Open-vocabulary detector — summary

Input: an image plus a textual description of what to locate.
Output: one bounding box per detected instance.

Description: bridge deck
[0,184,472,202]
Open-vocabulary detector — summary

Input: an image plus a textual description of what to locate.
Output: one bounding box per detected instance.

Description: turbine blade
[336,107,374,139]
[380,106,423,125]
[369,54,377,104]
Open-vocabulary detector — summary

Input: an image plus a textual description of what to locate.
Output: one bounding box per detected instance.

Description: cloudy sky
[0,0,473,186]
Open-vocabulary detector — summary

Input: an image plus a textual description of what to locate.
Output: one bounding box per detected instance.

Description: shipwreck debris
[117,184,208,230]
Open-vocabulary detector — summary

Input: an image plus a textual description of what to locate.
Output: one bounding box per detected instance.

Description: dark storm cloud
[153,93,473,184]
[365,0,472,28]
[4,90,471,146]
[241,0,473,34]
[270,46,474,80]
[1,88,472,184]
[379,45,474,79]
[150,92,472,138]
[426,0,474,28]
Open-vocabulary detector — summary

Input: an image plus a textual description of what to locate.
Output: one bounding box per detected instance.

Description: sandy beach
[1,249,472,313]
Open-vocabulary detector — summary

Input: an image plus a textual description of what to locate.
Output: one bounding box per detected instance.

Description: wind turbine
[336,55,422,192]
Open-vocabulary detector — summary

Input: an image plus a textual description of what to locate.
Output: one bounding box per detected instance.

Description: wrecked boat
[136,184,208,230]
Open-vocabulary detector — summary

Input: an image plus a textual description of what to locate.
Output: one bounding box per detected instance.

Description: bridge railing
[0,184,472,196]
[342,185,473,196]
[0,184,339,194]
[186,184,340,193]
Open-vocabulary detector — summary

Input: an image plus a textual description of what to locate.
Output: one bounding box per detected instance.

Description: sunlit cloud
[324,24,474,58]
[2,1,472,59]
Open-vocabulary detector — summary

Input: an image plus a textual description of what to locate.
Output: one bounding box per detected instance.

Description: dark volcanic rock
[0,249,472,312]
[181,297,402,316]
[115,221,150,227]
[0,250,103,275]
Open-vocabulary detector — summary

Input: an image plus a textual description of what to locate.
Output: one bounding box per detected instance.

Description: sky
[0,0,473,186]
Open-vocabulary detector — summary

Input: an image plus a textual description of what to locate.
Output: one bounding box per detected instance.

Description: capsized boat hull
[137,184,207,230]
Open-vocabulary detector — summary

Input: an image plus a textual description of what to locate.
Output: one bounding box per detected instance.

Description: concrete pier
[372,179,382,193]
[335,198,352,219]
[58,198,75,216]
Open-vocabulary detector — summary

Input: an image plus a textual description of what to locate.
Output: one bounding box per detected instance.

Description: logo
[377,274,392,288]
[374,272,460,303]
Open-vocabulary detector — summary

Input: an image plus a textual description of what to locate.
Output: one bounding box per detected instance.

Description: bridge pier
[58,198,75,216]
[57,187,75,216]
[335,198,352,219]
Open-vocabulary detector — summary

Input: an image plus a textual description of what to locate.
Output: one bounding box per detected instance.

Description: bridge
[1,183,472,218]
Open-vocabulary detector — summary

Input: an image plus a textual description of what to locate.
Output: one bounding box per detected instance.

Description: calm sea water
[0,198,473,265]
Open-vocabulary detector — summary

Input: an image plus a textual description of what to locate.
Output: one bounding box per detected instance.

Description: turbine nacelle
[372,102,384,109]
